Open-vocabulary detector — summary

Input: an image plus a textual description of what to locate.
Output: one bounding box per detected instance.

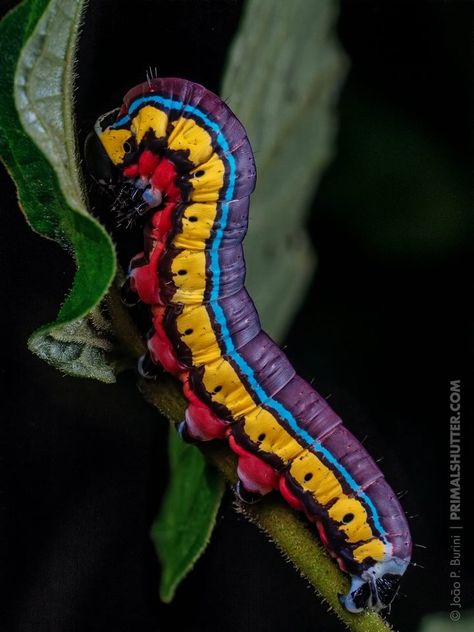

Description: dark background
[1,0,472,630]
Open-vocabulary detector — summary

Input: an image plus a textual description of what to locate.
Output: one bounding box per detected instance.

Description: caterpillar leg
[120,276,140,306]
[127,250,162,306]
[176,419,198,444]
[179,400,228,442]
[146,307,183,376]
[121,252,148,305]
[228,433,279,498]
[137,350,163,379]
[234,480,263,504]
[178,380,228,442]
[279,473,305,512]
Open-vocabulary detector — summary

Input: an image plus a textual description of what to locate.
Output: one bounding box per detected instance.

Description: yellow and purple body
[85,77,411,613]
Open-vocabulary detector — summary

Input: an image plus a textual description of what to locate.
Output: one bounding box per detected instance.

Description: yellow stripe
[353,539,386,564]
[170,250,207,304]
[175,305,222,365]
[132,105,168,143]
[168,118,214,166]
[173,203,217,251]
[189,154,226,202]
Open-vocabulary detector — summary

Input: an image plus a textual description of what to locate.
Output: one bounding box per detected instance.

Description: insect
[85,77,412,613]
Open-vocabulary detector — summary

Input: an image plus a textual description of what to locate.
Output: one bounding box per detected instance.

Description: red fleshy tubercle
[150,202,175,241]
[181,380,228,440]
[228,433,251,458]
[228,434,279,493]
[236,451,280,495]
[123,164,139,178]
[138,150,161,178]
[151,159,181,201]
[316,519,334,555]
[185,403,228,441]
[279,476,304,511]
[148,306,182,375]
[129,243,163,305]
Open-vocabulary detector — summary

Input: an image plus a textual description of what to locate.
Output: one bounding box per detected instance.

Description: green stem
[107,283,394,632]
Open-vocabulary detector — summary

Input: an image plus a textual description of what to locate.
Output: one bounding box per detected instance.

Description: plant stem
[107,284,394,632]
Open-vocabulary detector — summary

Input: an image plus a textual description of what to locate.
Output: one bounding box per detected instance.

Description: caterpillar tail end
[338,559,409,612]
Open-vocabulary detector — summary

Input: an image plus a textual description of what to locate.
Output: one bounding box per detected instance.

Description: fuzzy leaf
[152,427,225,603]
[28,301,117,383]
[221,0,347,340]
[0,0,116,381]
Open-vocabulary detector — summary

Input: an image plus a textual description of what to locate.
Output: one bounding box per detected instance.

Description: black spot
[194,170,205,177]
[258,433,266,442]
[184,328,193,335]
[188,216,198,222]
[342,513,354,524]
[214,385,222,393]
[304,472,313,482]
[178,269,187,275]
[123,141,132,153]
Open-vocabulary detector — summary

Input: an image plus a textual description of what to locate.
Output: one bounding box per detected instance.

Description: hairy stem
[107,284,393,632]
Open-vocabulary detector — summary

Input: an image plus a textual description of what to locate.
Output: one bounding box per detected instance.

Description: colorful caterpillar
[85,78,411,613]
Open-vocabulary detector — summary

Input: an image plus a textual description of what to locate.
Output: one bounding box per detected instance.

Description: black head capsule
[84,108,121,187]
[84,129,120,188]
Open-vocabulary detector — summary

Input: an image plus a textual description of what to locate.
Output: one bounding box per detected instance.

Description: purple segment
[210,245,246,299]
[321,426,385,490]
[273,375,342,438]
[211,288,261,351]
[214,198,249,248]
[236,332,296,398]
[363,478,412,560]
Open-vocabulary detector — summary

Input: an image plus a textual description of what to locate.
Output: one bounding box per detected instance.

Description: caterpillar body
[85,77,411,613]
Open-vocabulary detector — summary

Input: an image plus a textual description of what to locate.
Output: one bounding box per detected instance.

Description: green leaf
[151,427,225,603]
[221,0,347,340]
[0,0,116,381]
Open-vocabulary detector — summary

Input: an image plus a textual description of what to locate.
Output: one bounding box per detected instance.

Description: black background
[1,1,472,630]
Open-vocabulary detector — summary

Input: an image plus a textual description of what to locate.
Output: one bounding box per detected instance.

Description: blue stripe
[114,95,387,540]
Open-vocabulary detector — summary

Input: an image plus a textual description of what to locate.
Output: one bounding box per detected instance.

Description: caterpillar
[85,77,411,613]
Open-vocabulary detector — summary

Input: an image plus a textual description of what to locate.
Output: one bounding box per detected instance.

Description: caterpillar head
[85,105,168,226]
[339,558,408,613]
[84,108,122,188]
